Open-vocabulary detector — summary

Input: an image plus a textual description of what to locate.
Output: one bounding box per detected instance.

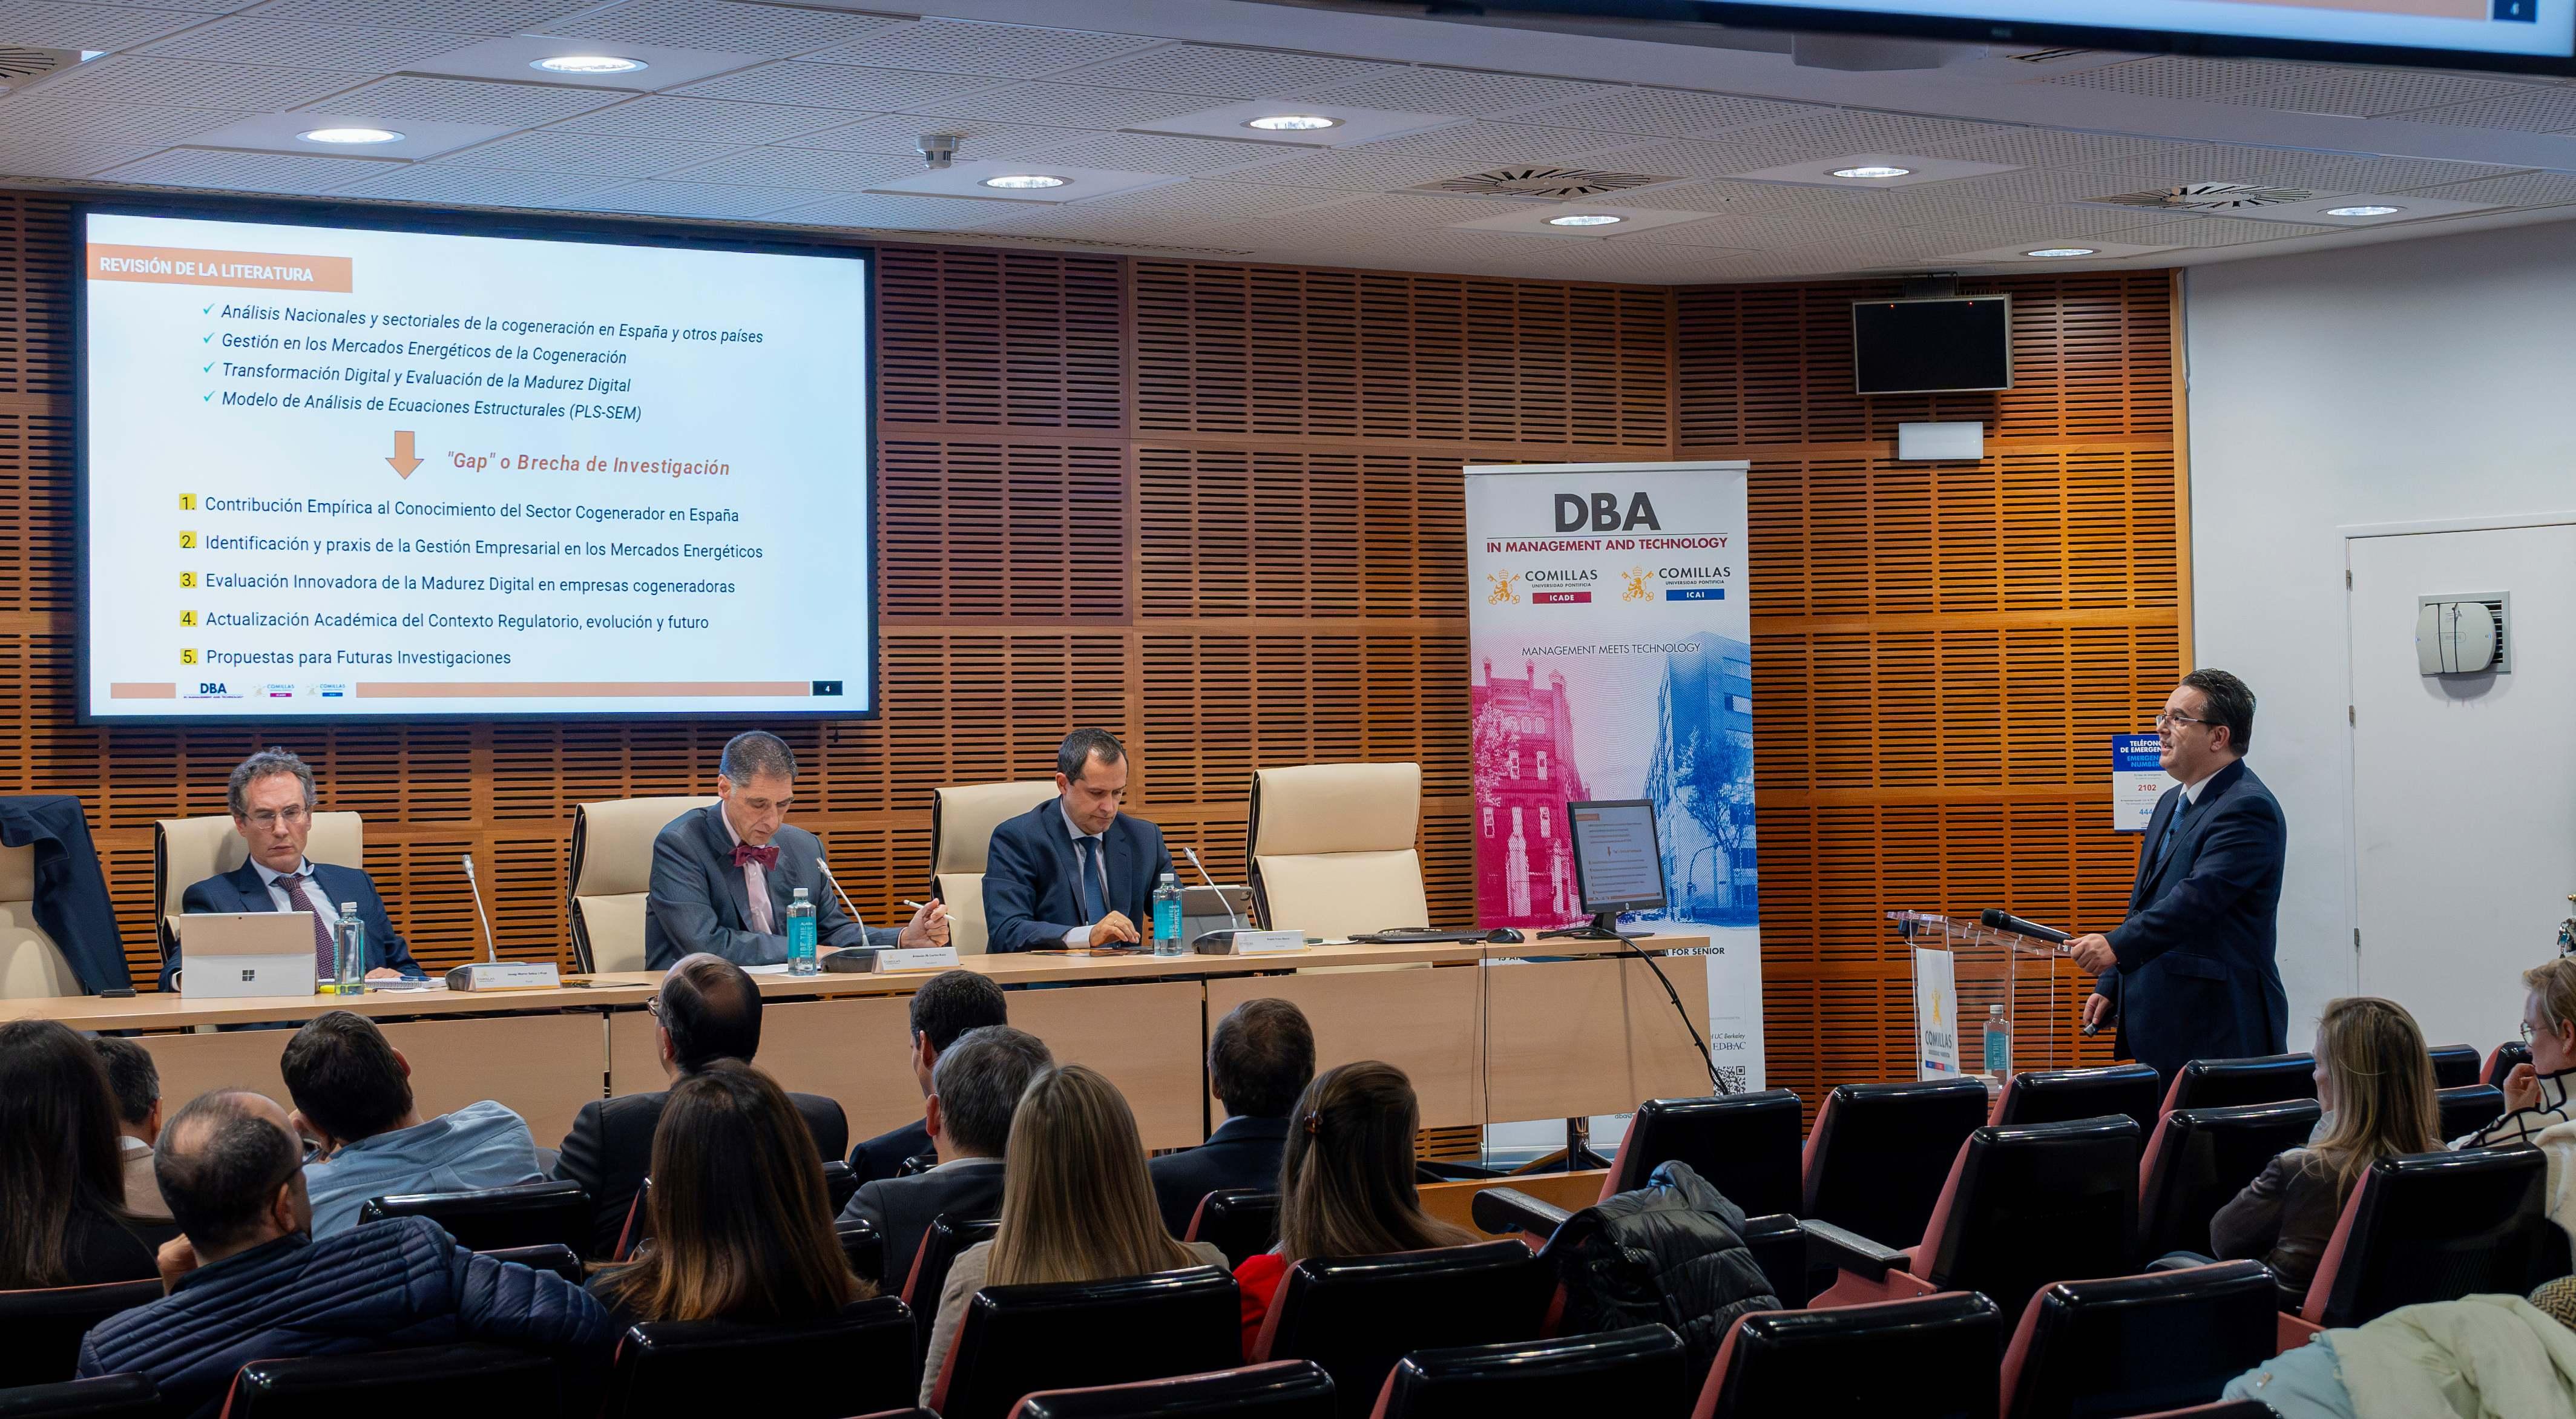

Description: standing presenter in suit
[982,728,1174,953]
[2067,669,2289,1084]
[645,731,947,970]
[168,748,424,990]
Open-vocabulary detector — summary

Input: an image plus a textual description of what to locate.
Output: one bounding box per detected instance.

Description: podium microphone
[459,854,499,963]
[1179,846,1243,932]
[1979,907,2069,946]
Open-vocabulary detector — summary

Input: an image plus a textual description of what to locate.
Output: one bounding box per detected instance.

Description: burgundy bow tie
[732,843,780,871]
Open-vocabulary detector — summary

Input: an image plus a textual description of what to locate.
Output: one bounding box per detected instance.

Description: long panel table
[10,937,1712,1152]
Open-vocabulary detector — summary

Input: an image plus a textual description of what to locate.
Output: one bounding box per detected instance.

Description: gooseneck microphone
[816,857,869,938]
[1179,846,1243,932]
[459,854,499,963]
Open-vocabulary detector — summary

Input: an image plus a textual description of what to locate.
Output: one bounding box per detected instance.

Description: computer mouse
[1485,927,1525,944]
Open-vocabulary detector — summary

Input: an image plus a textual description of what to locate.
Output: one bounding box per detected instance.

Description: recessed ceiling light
[2023,246,2096,258]
[1546,213,1625,227]
[533,54,648,74]
[1831,165,1912,179]
[298,127,401,145]
[2324,204,2403,217]
[981,174,1067,189]
[1245,114,1339,131]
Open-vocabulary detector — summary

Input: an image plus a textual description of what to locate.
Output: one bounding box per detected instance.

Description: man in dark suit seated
[79,1089,613,1419]
[849,969,1010,1184]
[2068,668,2290,1084]
[165,748,425,991]
[982,727,1175,953]
[645,730,948,970]
[1150,998,1314,1236]
[554,953,850,1257]
[838,1024,1052,1281]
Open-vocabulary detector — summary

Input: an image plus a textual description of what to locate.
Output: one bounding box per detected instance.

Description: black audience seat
[0,1374,161,1419]
[2295,1145,2571,1330]
[1008,1361,1335,1419]
[2158,1055,2318,1116]
[2137,1099,2322,1259]
[477,1243,583,1284]
[837,1216,886,1283]
[1376,1324,1689,1419]
[220,1343,560,1419]
[823,1159,861,1214]
[2485,1039,2532,1090]
[358,1179,591,1253]
[1468,1180,1809,1307]
[1801,1077,1992,1249]
[1692,1292,2003,1419]
[1254,1240,1555,1419]
[929,1267,1241,1419]
[0,1278,162,1388]
[904,1213,1002,1359]
[2437,1084,2505,1141]
[1605,1091,1803,1218]
[2427,1044,2482,1091]
[2000,1261,2280,1419]
[1996,1065,2163,1141]
[603,1295,917,1419]
[1184,1188,1281,1269]
[898,1151,936,1177]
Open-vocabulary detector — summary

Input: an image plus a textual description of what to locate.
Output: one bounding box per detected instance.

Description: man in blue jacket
[79,1089,614,1419]
[165,747,424,991]
[982,728,1175,953]
[2068,669,2290,1084]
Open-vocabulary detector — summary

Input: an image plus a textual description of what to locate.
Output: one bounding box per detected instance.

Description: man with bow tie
[644,731,947,970]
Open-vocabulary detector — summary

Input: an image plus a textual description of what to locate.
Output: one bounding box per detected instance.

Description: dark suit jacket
[836,1156,1005,1288]
[981,801,1174,954]
[169,860,423,992]
[0,795,128,992]
[2097,759,2289,1082]
[847,1117,932,1185]
[1148,1115,1289,1238]
[556,1085,849,1258]
[643,803,897,970]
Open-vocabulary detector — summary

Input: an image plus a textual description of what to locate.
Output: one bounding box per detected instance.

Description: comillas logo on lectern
[1554,491,1663,533]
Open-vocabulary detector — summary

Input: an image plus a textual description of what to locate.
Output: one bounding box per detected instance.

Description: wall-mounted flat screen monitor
[1852,295,2012,395]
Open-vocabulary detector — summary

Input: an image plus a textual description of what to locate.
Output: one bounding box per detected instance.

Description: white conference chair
[1246,762,1431,941]
[0,843,85,999]
[567,796,717,974]
[929,780,1060,956]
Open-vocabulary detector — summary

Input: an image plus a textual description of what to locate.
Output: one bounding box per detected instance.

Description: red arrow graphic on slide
[387,430,422,479]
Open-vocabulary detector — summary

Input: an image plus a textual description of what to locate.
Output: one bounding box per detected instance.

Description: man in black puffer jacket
[79,1090,615,1419]
[1548,1160,1781,1383]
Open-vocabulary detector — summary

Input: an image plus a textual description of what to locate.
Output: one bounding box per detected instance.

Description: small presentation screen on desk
[1569,800,1668,913]
[77,209,875,722]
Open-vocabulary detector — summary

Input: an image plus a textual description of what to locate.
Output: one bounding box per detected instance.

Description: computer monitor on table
[1551,799,1666,941]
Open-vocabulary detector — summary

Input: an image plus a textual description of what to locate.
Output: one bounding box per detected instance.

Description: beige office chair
[0,844,84,999]
[1246,762,1430,940]
[154,811,365,965]
[568,797,718,974]
[929,780,1059,956]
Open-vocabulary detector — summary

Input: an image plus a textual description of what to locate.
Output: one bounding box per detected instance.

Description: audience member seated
[556,953,849,1256]
[76,1090,614,1419]
[91,1035,171,1222]
[2208,996,2440,1305]
[2223,1275,2576,1418]
[0,1020,168,1288]
[588,1059,867,1328]
[920,1064,1227,1404]
[283,1011,542,1235]
[1234,1061,1477,1351]
[841,1025,1052,1287]
[849,969,1008,1183]
[1151,998,1314,1239]
[2459,955,2575,1147]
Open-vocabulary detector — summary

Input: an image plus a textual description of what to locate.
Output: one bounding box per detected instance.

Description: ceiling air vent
[1411,166,1678,199]
[2094,182,2319,211]
[0,45,87,91]
[2006,48,2094,63]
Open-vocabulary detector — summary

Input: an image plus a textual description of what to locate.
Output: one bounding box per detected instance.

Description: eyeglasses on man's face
[243,804,310,828]
[2152,712,2218,731]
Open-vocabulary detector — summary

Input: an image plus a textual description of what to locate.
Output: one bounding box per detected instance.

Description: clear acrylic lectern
[1889,910,2070,1085]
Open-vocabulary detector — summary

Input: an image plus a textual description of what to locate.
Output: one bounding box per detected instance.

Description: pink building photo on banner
[1471,656,1591,925]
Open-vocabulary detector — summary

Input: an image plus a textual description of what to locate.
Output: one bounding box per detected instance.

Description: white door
[2348,521,2576,1055]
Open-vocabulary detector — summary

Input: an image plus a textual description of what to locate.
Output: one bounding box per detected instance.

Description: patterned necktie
[282,872,336,978]
[2154,797,2192,868]
[1076,837,1108,924]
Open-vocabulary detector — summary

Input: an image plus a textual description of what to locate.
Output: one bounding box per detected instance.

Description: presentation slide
[1746,0,2574,59]
[79,210,873,721]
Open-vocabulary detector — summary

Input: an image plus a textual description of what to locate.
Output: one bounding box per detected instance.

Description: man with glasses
[2065,669,2288,1084]
[163,747,425,990]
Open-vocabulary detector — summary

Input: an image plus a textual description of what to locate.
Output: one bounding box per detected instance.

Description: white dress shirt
[1058,799,1115,947]
[253,857,341,931]
[718,808,775,935]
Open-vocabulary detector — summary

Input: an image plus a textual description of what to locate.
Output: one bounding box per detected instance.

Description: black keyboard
[1349,929,1491,944]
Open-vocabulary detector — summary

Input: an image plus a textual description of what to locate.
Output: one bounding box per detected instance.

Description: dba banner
[1464,460,1762,1091]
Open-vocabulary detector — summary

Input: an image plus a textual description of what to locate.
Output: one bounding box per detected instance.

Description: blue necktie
[1076,837,1108,924]
[2154,797,2192,867]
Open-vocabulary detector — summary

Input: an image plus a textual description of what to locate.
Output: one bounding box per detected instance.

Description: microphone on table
[445,855,559,991]
[1180,846,1244,932]
[815,857,870,938]
[460,854,499,963]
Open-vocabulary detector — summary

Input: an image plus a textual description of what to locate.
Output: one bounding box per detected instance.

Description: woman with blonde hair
[2212,996,2442,1305]
[919,1065,1226,1403]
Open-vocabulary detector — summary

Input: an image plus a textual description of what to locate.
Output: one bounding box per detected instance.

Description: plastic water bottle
[333,907,366,996]
[786,887,818,975]
[1152,872,1184,956]
[1983,1004,2012,1082]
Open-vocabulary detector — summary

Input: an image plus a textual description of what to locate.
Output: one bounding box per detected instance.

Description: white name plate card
[873,946,964,973]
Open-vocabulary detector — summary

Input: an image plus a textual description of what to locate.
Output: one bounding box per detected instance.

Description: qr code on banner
[1714,1064,1748,1095]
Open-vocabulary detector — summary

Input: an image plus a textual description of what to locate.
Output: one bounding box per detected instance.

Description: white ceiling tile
[436,128,738,177]
[1014,130,1280,176]
[1908,126,2172,169]
[797,18,1162,79]
[964,179,1333,234]
[867,157,1179,203]
[1054,44,1393,99]
[2076,141,2380,188]
[1290,65,1617,117]
[1599,177,1850,217]
[0,2,215,50]
[1192,190,1547,238]
[547,94,846,143]
[179,110,508,159]
[2036,54,2316,102]
[1687,110,1997,167]
[330,161,622,206]
[534,0,900,57]
[772,114,1084,160]
[583,177,812,218]
[1926,166,2181,207]
[310,74,623,125]
[137,17,481,69]
[1505,87,1813,139]
[670,62,995,112]
[401,36,759,91]
[2091,214,2341,246]
[2215,70,2533,119]
[97,145,398,193]
[33,54,364,110]
[0,94,242,143]
[763,191,1025,231]
[908,81,1214,130]
[1199,146,1497,193]
[657,143,916,188]
[1357,120,1629,164]
[0,137,157,178]
[2395,85,2576,133]
[246,0,576,33]
[2305,154,2529,193]
[2398,170,2576,206]
[1572,138,1802,183]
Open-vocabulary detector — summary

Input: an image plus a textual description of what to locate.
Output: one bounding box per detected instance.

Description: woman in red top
[1236,1060,1479,1352]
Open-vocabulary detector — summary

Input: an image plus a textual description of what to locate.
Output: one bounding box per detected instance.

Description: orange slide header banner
[88,243,354,294]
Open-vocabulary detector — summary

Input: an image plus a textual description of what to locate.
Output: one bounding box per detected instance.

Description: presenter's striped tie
[283,872,336,978]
